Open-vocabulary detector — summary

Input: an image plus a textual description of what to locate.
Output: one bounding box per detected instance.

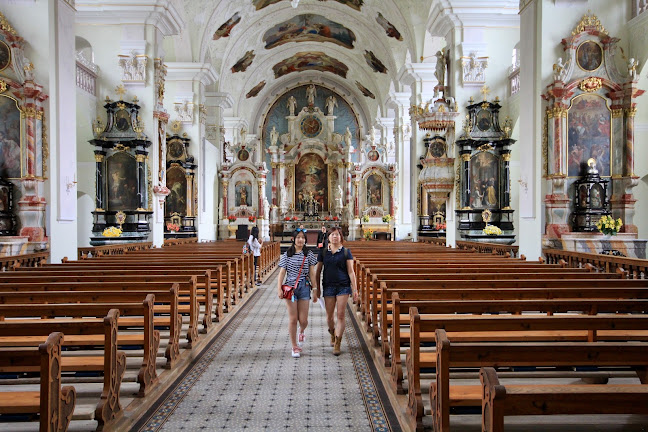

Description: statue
[240,126,247,145]
[435,50,446,89]
[629,58,639,80]
[286,95,297,116]
[553,57,570,82]
[369,126,376,145]
[344,126,353,148]
[269,126,279,146]
[263,195,270,220]
[305,84,317,106]
[325,96,337,115]
[335,184,344,211]
[280,185,288,209]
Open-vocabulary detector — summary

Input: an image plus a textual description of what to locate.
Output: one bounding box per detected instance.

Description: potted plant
[596,215,622,237]
[248,215,256,223]
[435,222,446,232]
[284,216,291,221]
[227,215,237,224]
[363,229,373,240]
[332,216,339,221]
[361,215,369,223]
[382,215,392,223]
[292,216,299,221]
[166,222,181,232]
[324,216,331,221]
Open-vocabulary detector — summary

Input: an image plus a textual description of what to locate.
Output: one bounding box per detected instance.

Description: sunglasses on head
[296,228,307,233]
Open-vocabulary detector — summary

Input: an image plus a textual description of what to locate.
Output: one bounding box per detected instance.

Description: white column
[48,0,77,263]
[517,0,543,259]
[386,91,412,239]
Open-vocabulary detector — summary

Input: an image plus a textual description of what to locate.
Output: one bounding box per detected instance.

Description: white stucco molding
[397,63,438,87]
[206,92,234,110]
[554,0,587,6]
[385,91,412,111]
[75,0,184,36]
[429,0,520,37]
[165,62,218,86]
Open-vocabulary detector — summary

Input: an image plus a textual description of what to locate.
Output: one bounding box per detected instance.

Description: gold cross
[480,85,490,100]
[115,84,127,100]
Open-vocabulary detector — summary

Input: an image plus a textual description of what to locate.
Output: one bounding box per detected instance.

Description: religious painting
[0,95,22,179]
[213,12,241,40]
[295,153,328,211]
[576,40,603,72]
[237,149,250,161]
[231,50,255,73]
[273,51,348,78]
[0,183,8,212]
[253,0,282,10]
[367,150,380,162]
[106,152,138,211]
[322,0,363,11]
[364,50,387,74]
[115,109,131,132]
[469,152,499,209]
[235,181,251,207]
[427,197,446,220]
[355,81,375,99]
[0,40,10,72]
[476,109,492,132]
[376,12,402,41]
[366,174,383,206]
[263,14,356,49]
[246,80,266,98]
[567,94,610,177]
[165,166,187,217]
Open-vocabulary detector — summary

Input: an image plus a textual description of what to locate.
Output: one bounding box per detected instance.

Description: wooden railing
[77,242,153,260]
[163,237,198,247]
[543,248,648,279]
[455,240,519,258]
[0,251,50,271]
[418,237,447,247]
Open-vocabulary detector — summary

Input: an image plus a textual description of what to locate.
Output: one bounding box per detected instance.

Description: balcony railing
[509,67,520,96]
[75,52,98,96]
[633,0,648,18]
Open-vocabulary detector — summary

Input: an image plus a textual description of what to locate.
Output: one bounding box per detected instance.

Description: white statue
[286,96,297,116]
[305,84,317,106]
[280,185,288,208]
[240,126,247,145]
[553,57,570,82]
[344,126,352,148]
[325,96,338,115]
[269,126,279,146]
[369,126,377,145]
[435,50,446,89]
[335,184,344,211]
[629,58,639,80]
[263,195,270,220]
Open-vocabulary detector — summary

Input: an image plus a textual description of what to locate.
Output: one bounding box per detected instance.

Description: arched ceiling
[173,0,434,122]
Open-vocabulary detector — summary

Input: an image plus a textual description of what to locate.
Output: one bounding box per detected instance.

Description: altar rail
[418,237,519,258]
[77,242,153,260]
[163,237,199,247]
[544,248,648,279]
[0,251,49,271]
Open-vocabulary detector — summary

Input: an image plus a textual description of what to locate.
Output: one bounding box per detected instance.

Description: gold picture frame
[0,40,11,72]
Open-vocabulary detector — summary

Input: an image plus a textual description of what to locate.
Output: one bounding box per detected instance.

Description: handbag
[281,255,307,300]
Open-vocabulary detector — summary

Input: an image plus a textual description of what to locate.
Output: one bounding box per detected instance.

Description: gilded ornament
[579,77,602,92]
[94,154,105,162]
[461,153,471,162]
[478,143,494,152]
[136,154,146,163]
[572,12,607,36]
[0,12,17,35]
[115,84,127,100]
[611,109,623,118]
[625,107,638,118]
[502,153,511,162]
[0,80,6,93]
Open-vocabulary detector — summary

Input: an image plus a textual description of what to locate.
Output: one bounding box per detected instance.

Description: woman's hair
[250,226,259,241]
[287,229,309,257]
[328,226,344,244]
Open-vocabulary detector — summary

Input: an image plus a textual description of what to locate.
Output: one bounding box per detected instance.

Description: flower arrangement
[482,224,502,236]
[596,215,622,236]
[435,222,446,231]
[324,216,331,221]
[228,215,237,223]
[332,216,339,221]
[363,229,374,240]
[361,215,369,223]
[292,216,299,221]
[382,215,392,223]
[166,223,180,232]
[284,216,291,221]
[102,226,122,238]
[248,215,256,223]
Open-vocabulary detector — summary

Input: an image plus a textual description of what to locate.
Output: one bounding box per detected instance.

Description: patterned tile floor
[137,270,400,432]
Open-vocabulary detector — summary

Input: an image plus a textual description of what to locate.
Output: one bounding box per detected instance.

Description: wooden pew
[0,310,125,430]
[0,332,76,432]
[480,367,648,432]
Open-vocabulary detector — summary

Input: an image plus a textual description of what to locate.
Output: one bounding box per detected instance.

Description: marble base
[0,236,30,256]
[543,232,647,259]
[461,233,516,245]
[89,234,150,247]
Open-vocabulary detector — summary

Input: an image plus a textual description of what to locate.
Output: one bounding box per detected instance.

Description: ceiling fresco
[376,12,402,41]
[363,50,387,73]
[263,14,356,49]
[246,80,266,98]
[253,0,363,11]
[231,50,256,73]
[213,12,241,40]
[355,81,375,99]
[272,51,349,78]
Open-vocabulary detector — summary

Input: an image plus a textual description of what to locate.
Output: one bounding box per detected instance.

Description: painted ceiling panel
[263,14,356,49]
[273,51,349,78]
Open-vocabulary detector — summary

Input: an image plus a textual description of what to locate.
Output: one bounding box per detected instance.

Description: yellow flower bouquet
[482,224,502,236]
[102,226,122,237]
[596,215,622,236]
[363,229,374,240]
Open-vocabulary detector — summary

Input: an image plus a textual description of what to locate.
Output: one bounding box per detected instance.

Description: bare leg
[285,299,298,349]
[297,299,310,334]
[324,296,337,332]
[335,294,349,337]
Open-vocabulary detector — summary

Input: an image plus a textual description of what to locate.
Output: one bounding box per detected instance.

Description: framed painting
[0,40,10,72]
[235,181,251,207]
[567,94,610,177]
[295,153,328,211]
[576,40,603,72]
[366,173,383,206]
[166,166,187,217]
[469,152,499,209]
[0,95,22,179]
[106,152,138,211]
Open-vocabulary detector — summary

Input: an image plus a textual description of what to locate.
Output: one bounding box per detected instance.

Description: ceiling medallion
[579,77,602,92]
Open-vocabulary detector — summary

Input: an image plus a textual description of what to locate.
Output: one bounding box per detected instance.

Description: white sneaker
[291,347,301,358]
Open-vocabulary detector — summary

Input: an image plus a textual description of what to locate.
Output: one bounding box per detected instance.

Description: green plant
[361,215,369,223]
[596,215,622,236]
[382,215,392,223]
[363,229,373,240]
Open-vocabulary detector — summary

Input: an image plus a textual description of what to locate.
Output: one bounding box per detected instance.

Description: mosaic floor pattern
[136,270,400,432]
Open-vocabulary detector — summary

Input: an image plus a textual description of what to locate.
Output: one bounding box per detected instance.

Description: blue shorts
[323,285,352,297]
[293,279,311,301]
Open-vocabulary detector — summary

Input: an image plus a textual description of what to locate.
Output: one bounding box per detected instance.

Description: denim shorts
[323,285,352,297]
[293,279,311,301]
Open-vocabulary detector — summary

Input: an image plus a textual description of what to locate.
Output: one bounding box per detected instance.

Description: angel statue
[325,95,338,116]
[286,95,297,116]
[553,57,570,82]
[344,126,353,148]
[305,84,317,106]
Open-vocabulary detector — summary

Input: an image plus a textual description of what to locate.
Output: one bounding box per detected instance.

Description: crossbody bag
[281,255,307,300]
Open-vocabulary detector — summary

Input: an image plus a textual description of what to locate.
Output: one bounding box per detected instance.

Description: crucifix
[115,84,127,100]
[480,85,490,101]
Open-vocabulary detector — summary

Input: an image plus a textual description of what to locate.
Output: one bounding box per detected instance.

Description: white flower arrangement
[482,224,502,236]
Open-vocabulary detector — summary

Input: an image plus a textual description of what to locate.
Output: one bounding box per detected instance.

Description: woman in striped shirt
[277,229,319,358]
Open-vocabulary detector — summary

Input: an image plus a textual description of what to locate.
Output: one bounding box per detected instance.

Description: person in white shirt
[248,226,263,285]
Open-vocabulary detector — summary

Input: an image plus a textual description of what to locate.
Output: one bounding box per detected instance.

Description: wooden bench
[480,367,648,432]
[0,332,76,432]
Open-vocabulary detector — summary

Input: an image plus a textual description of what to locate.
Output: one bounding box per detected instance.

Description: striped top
[279,250,318,286]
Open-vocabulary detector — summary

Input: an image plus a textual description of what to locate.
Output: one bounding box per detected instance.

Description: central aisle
[138,269,400,431]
